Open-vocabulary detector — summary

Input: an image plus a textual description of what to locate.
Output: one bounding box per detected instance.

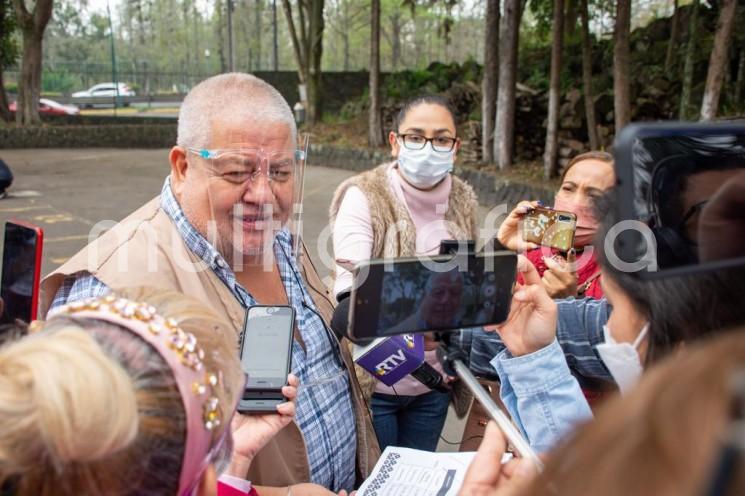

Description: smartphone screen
[350,252,516,341]
[1,221,43,326]
[614,123,745,277]
[240,306,295,390]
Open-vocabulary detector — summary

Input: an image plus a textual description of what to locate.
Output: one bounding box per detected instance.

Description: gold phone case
[522,207,577,252]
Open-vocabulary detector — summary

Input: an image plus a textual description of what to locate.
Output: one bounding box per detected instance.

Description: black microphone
[331,293,450,394]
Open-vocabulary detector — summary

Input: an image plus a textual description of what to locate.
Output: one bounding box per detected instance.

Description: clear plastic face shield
[189,132,309,271]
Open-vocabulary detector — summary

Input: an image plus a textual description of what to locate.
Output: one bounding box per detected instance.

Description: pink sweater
[332,162,453,396]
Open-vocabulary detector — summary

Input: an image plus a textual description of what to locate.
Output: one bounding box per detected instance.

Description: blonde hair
[0,287,243,495]
[525,327,745,496]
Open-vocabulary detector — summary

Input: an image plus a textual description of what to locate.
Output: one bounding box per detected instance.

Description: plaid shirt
[51,178,358,491]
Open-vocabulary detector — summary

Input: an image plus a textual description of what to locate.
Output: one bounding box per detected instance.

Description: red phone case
[6,219,44,322]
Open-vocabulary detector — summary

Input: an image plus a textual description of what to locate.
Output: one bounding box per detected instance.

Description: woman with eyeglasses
[329,95,478,452]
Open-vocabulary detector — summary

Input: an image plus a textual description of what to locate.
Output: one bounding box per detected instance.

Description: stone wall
[0,124,176,148]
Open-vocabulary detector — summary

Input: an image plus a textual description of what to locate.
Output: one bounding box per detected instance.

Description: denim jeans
[371,390,451,452]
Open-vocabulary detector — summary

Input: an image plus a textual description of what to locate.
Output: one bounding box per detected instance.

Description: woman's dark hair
[593,193,745,365]
[394,95,457,132]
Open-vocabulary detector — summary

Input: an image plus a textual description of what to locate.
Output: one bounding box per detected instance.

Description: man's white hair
[177,72,296,148]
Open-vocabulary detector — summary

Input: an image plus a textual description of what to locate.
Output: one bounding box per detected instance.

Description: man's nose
[242,173,276,208]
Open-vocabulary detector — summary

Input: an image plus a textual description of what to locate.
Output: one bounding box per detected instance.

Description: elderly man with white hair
[41,73,379,495]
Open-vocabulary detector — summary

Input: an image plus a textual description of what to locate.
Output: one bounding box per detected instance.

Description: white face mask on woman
[596,323,649,394]
[396,141,454,188]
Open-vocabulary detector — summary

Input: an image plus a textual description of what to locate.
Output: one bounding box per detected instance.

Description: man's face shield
[192,134,308,267]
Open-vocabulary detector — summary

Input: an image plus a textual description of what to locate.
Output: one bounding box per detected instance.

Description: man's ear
[169,146,188,199]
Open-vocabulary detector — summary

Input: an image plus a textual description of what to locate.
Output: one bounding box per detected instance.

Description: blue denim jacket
[491,339,593,452]
[458,297,612,452]
[460,297,612,382]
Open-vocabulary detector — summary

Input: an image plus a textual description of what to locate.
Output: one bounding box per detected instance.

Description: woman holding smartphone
[497,152,615,299]
[329,95,478,452]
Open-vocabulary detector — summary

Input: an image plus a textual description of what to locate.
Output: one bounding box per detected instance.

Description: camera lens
[558,215,572,222]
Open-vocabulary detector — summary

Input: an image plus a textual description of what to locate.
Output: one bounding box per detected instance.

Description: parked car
[9,98,80,116]
[72,82,135,107]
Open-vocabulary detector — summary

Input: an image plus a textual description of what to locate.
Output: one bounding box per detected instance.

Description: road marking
[50,257,70,265]
[0,205,51,213]
[33,213,75,224]
[8,190,42,198]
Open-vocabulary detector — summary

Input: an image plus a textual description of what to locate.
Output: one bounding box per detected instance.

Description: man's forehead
[210,118,295,149]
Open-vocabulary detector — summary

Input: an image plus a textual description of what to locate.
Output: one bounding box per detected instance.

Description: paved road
[0,148,468,451]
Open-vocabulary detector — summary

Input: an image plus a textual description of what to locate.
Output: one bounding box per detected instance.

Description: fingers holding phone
[228,373,300,476]
[541,250,578,298]
[487,256,558,357]
[497,201,541,252]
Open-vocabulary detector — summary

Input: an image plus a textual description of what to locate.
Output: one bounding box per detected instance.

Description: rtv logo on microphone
[374,334,416,376]
[354,334,424,386]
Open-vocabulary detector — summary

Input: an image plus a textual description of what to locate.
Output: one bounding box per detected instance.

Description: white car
[72,83,135,107]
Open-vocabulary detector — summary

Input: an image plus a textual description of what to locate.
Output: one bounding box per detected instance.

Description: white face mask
[396,140,454,188]
[596,323,649,394]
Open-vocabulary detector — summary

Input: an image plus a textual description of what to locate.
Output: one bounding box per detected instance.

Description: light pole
[106,0,120,115]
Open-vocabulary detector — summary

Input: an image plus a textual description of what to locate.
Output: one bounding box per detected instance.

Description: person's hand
[485,256,558,357]
[541,250,577,298]
[496,201,541,252]
[227,374,299,477]
[459,422,538,496]
[698,170,745,263]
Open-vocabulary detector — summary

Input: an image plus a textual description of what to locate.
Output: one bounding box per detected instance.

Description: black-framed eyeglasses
[397,133,458,152]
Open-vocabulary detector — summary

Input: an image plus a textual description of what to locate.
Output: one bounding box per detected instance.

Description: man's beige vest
[328,163,478,417]
[41,196,380,487]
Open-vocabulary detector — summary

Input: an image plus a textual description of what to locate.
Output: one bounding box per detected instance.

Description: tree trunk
[0,68,10,123]
[307,0,324,123]
[12,0,54,126]
[735,47,745,106]
[494,0,520,170]
[700,0,737,121]
[664,0,680,73]
[282,0,323,122]
[679,0,699,120]
[0,0,11,122]
[390,12,401,71]
[580,0,599,149]
[217,0,227,72]
[543,0,565,179]
[254,0,263,70]
[481,0,499,164]
[613,0,631,133]
[369,0,383,147]
[281,0,306,83]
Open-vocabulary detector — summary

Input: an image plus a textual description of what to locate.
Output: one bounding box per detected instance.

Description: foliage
[0,0,19,70]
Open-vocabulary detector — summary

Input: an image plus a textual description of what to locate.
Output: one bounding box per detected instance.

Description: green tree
[0,0,19,122]
[13,0,55,126]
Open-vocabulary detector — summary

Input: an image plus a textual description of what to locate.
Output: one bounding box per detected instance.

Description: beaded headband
[49,295,230,495]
